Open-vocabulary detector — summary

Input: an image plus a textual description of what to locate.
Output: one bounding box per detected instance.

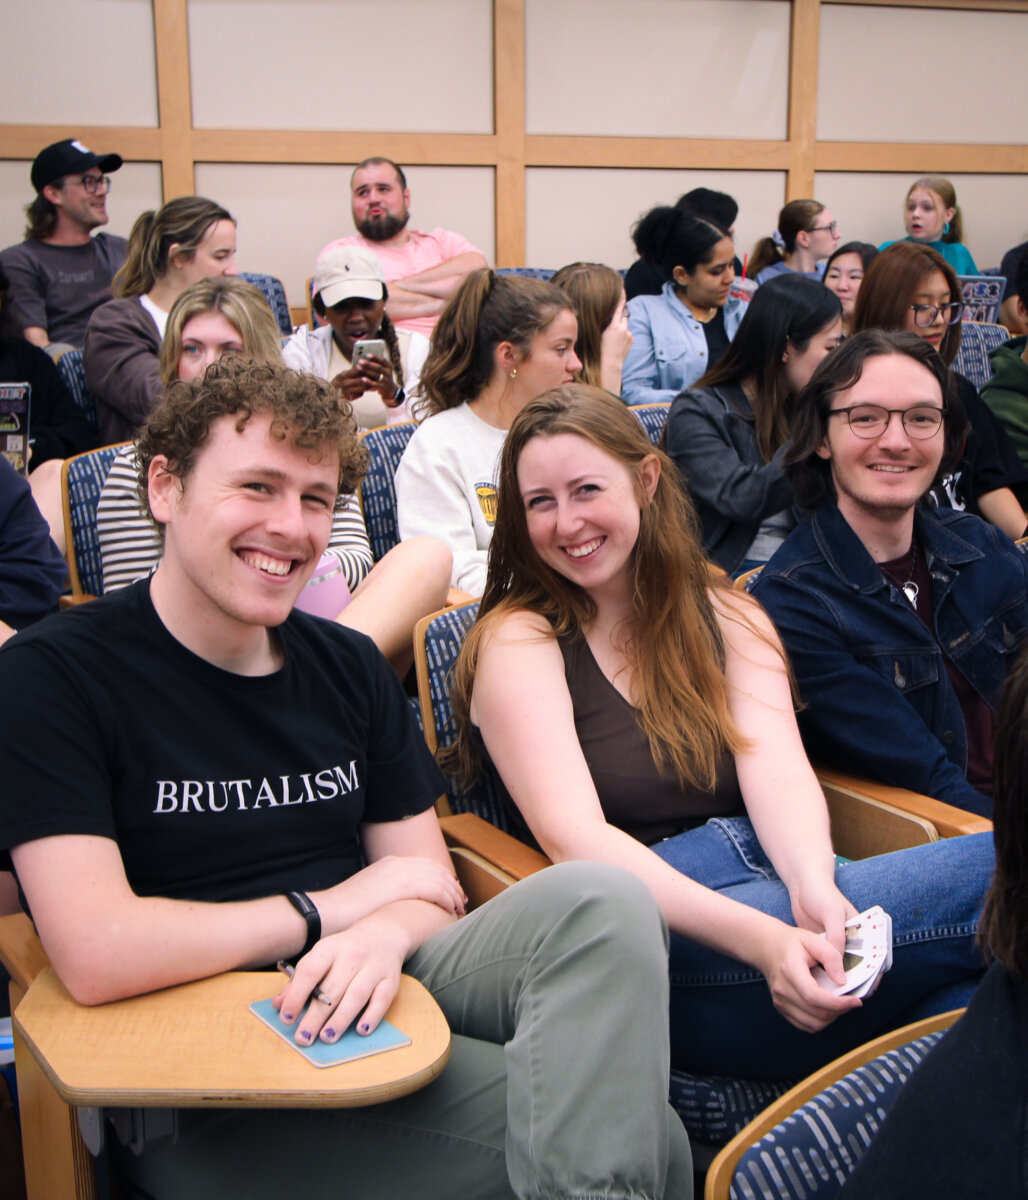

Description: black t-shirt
[927,372,1028,517]
[0,581,444,903]
[701,307,730,369]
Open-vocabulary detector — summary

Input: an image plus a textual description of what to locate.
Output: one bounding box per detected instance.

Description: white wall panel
[814,172,1028,273]
[195,162,495,308]
[188,0,493,132]
[526,167,786,271]
[526,0,789,139]
[2,0,158,126]
[818,7,1027,144]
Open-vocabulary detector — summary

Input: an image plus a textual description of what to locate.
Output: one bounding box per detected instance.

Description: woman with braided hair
[283,245,429,429]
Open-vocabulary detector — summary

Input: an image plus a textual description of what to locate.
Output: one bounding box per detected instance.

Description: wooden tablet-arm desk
[0,914,450,1200]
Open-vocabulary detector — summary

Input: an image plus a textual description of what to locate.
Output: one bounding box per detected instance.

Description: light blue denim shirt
[622,282,748,406]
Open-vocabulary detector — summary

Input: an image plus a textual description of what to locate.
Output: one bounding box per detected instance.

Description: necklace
[899,537,919,607]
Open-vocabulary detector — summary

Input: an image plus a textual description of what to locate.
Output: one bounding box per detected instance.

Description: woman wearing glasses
[750,200,840,286]
[853,241,1027,538]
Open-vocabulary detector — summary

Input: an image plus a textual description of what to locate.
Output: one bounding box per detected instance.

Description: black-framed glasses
[909,302,961,327]
[828,404,945,439]
[808,221,838,235]
[72,174,112,195]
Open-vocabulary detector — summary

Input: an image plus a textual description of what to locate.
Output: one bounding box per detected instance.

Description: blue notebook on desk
[250,997,411,1068]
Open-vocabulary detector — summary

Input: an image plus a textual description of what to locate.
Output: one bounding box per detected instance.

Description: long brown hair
[450,384,750,793]
[114,196,234,298]
[852,241,962,367]
[981,645,1028,976]
[551,262,623,391]
[417,269,572,418]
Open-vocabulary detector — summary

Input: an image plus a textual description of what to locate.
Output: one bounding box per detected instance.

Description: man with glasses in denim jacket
[0,139,126,350]
[753,329,1028,817]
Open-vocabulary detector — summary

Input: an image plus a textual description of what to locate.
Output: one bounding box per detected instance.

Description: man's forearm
[393,252,488,299]
[385,285,447,321]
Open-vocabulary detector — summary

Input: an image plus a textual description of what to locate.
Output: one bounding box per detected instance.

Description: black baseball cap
[31,139,123,192]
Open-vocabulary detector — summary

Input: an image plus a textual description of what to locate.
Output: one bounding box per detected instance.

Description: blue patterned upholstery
[953,322,1009,390]
[63,443,123,596]
[494,267,556,281]
[630,402,670,447]
[240,272,293,335]
[728,1030,947,1199]
[357,422,417,562]
[415,600,799,1144]
[55,348,99,433]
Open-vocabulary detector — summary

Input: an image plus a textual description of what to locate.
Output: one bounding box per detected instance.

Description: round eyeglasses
[909,302,962,327]
[828,404,945,439]
[71,174,112,195]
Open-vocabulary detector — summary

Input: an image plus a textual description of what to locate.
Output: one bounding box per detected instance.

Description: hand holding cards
[811,905,893,999]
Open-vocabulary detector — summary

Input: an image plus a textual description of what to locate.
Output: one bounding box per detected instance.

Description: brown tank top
[558,634,744,845]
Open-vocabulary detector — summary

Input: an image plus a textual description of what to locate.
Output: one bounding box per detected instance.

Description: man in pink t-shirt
[320,157,487,337]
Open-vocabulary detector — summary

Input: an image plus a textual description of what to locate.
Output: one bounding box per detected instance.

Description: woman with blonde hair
[551,262,632,397]
[84,196,237,442]
[879,176,978,276]
[97,276,450,674]
[454,383,991,1081]
[750,199,839,285]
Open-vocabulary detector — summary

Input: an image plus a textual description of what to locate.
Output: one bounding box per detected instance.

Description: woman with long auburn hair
[452,383,991,1081]
[551,261,632,396]
[854,240,1027,537]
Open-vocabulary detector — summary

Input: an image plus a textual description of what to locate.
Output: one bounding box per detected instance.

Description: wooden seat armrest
[815,767,992,839]
[445,587,475,607]
[439,813,551,882]
[0,913,50,991]
[59,594,96,609]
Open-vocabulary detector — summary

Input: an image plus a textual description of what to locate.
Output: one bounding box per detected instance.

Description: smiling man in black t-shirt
[0,359,690,1199]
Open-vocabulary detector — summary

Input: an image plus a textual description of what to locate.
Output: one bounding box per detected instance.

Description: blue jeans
[652,817,992,1081]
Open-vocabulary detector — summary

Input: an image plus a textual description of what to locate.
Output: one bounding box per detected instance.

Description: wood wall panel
[2,0,1024,298]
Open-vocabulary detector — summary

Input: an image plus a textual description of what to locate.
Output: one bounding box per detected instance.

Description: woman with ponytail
[84,196,236,442]
[750,199,840,286]
[395,268,579,595]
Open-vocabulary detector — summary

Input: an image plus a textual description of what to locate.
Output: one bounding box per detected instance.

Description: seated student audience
[823,242,878,336]
[396,270,579,597]
[550,262,633,397]
[665,275,843,574]
[753,330,1028,816]
[879,176,978,276]
[750,200,839,286]
[0,138,125,351]
[625,187,741,301]
[622,212,746,405]
[0,264,98,551]
[84,196,237,443]
[319,157,487,338]
[983,250,1028,491]
[97,277,450,676]
[282,245,428,429]
[0,454,67,645]
[454,384,991,1083]
[999,239,1028,334]
[853,241,1028,537]
[0,359,691,1200]
[838,645,1028,1200]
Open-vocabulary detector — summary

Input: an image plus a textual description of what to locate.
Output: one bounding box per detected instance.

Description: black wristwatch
[284,890,321,959]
